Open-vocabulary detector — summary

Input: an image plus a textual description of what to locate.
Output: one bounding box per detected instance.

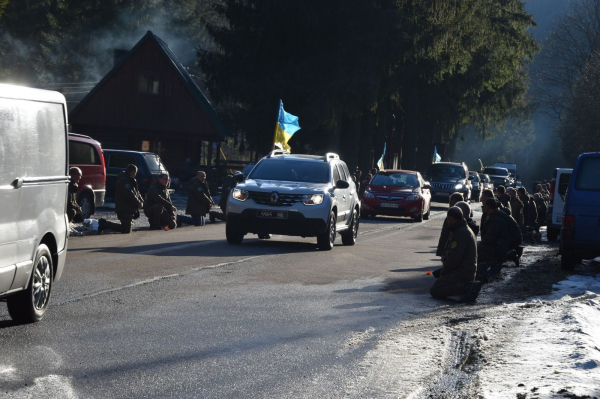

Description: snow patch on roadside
[478,274,600,398]
[0,364,78,399]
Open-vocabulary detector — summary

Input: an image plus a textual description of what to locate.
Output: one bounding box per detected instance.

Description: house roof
[69,31,229,139]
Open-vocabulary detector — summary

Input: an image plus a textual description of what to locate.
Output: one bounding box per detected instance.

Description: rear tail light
[549,181,555,203]
[562,215,575,228]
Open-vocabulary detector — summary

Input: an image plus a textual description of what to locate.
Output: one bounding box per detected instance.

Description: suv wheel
[226,219,244,244]
[78,192,94,219]
[317,211,336,250]
[341,209,359,246]
[7,244,53,323]
[547,226,559,242]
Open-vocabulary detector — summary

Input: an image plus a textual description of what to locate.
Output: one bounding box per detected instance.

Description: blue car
[560,152,600,270]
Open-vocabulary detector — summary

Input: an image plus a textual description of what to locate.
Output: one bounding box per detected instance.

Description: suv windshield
[371,173,419,188]
[249,160,330,183]
[483,167,509,177]
[144,154,167,172]
[430,164,466,179]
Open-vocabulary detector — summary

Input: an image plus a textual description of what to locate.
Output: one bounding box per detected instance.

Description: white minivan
[0,84,69,322]
[547,168,572,242]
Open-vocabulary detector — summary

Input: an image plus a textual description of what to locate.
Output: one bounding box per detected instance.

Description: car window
[574,158,600,191]
[558,173,571,195]
[430,164,467,179]
[332,164,340,183]
[336,164,347,181]
[69,141,101,165]
[108,154,137,168]
[144,154,167,172]
[483,167,508,176]
[249,160,331,183]
[371,173,419,188]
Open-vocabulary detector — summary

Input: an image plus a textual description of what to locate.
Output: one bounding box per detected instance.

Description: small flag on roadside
[377,143,386,170]
[434,146,441,163]
[273,100,301,152]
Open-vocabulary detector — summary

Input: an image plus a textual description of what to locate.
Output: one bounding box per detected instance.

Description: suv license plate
[257,210,288,219]
[380,203,399,208]
[436,192,449,196]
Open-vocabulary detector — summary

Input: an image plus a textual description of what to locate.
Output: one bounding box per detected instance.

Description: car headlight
[455,183,465,189]
[406,195,421,201]
[503,179,507,183]
[232,188,248,201]
[363,191,375,199]
[302,194,323,205]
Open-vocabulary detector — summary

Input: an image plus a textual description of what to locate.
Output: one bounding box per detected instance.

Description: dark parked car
[426,162,471,202]
[482,166,512,188]
[560,152,600,270]
[68,133,106,218]
[103,150,169,198]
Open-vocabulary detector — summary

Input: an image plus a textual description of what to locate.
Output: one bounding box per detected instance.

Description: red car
[361,170,432,222]
[68,133,106,218]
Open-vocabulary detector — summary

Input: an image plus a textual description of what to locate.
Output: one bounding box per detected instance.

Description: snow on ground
[477,272,600,398]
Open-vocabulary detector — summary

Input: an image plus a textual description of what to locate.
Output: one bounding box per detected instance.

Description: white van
[547,168,572,242]
[0,84,69,322]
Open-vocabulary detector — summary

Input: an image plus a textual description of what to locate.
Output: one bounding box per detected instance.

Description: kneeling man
[430,206,479,301]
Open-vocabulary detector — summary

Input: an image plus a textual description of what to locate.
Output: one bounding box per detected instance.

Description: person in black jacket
[455,201,479,236]
[144,173,177,230]
[518,187,538,243]
[478,198,509,266]
[99,164,144,234]
[209,172,238,223]
[496,185,512,216]
[67,167,83,223]
[430,206,480,301]
[436,193,465,257]
[178,171,214,227]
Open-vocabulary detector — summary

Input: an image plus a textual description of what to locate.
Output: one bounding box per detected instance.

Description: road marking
[51,256,262,307]
[66,240,221,268]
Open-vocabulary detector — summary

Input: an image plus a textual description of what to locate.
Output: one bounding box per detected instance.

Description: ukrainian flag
[273,100,301,151]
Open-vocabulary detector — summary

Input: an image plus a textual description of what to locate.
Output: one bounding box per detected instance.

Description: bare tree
[532,0,600,123]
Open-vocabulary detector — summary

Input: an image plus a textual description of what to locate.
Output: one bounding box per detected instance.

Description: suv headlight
[363,191,375,199]
[406,195,421,201]
[232,188,248,201]
[302,194,323,205]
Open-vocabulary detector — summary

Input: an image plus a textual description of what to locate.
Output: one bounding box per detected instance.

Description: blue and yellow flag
[273,100,301,151]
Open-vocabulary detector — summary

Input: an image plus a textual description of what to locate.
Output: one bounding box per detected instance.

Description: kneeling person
[144,173,177,230]
[99,164,144,234]
[178,171,213,226]
[430,207,478,300]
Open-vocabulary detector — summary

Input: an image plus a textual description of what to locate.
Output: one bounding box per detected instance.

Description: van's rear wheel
[78,192,94,219]
[7,244,53,323]
[547,226,559,242]
[560,248,580,271]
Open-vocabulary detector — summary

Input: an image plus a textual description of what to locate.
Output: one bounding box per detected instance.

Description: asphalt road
[0,202,459,398]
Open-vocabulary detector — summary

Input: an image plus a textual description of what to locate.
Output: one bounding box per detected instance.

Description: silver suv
[226,151,360,250]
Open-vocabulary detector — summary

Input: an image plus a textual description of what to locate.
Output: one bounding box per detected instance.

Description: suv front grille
[248,191,303,207]
[431,182,455,189]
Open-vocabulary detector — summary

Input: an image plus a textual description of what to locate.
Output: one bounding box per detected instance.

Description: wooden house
[69,31,229,171]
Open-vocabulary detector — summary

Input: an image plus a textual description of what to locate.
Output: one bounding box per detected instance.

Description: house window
[138,72,160,95]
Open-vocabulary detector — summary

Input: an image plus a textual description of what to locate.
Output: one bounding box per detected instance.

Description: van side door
[0,98,21,292]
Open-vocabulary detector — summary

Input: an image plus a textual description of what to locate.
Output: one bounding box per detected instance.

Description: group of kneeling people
[430,186,536,303]
[66,164,236,234]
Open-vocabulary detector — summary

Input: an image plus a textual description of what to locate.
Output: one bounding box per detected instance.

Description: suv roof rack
[325,153,339,161]
[267,149,290,158]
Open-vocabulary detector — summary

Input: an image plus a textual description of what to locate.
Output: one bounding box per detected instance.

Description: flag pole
[272,100,281,152]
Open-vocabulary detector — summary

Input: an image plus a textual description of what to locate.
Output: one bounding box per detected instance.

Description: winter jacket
[510,196,524,228]
[496,208,522,249]
[520,193,538,227]
[436,218,450,257]
[442,219,478,281]
[144,181,173,215]
[115,171,143,216]
[67,181,81,215]
[498,194,512,216]
[480,210,510,256]
[186,178,213,216]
